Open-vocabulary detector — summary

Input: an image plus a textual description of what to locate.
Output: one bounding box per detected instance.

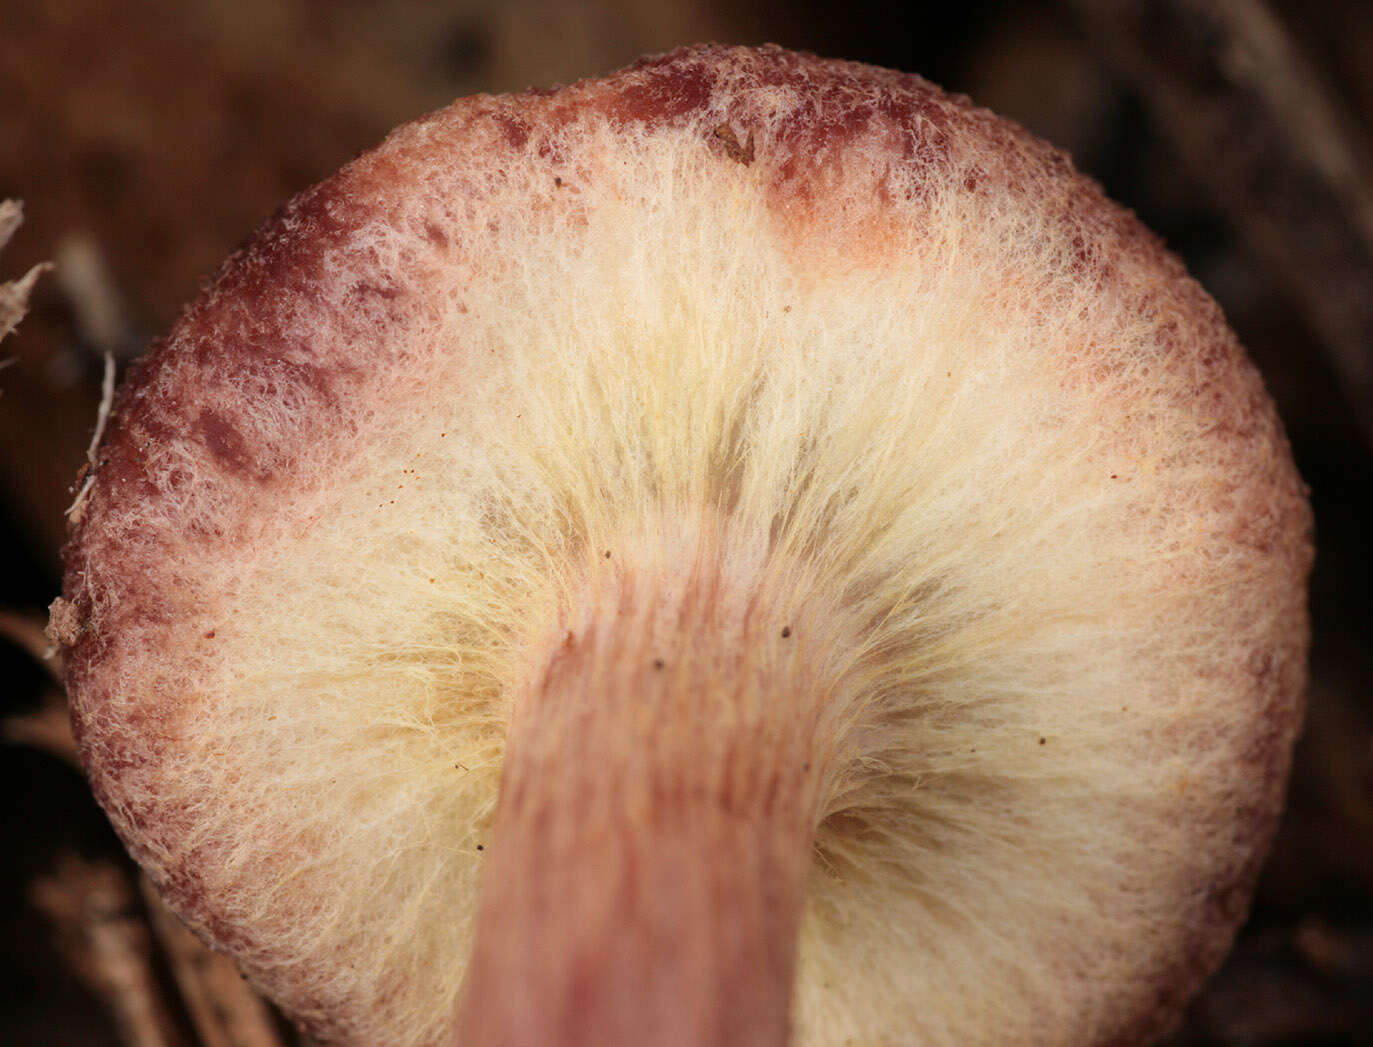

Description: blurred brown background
[2,1,1371,1044]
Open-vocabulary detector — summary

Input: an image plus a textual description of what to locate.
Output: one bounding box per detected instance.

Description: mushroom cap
[53,44,1311,1047]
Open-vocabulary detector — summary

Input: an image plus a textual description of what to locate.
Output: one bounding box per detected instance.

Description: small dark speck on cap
[781,626,792,638]
[1039,737,1047,745]
[653,658,665,670]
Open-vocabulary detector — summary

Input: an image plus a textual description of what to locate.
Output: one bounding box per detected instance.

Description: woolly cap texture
[53,44,1311,1046]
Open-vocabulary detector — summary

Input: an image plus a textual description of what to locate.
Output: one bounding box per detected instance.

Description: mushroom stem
[455,532,835,1046]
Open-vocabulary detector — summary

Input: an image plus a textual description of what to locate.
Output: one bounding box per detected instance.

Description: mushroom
[50,45,1312,1047]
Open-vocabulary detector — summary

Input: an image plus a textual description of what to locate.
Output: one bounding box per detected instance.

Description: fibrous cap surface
[55,44,1312,1047]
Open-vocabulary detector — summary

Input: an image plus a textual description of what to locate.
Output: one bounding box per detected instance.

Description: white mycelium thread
[58,46,1310,1046]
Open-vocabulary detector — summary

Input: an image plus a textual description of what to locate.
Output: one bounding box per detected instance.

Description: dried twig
[2,689,80,764]
[1,609,77,761]
[1067,0,1373,445]
[139,881,287,1047]
[68,349,116,522]
[0,606,61,677]
[31,853,188,1047]
[55,234,133,358]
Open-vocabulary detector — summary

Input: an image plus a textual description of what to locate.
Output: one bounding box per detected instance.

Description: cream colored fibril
[50,45,1312,1047]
